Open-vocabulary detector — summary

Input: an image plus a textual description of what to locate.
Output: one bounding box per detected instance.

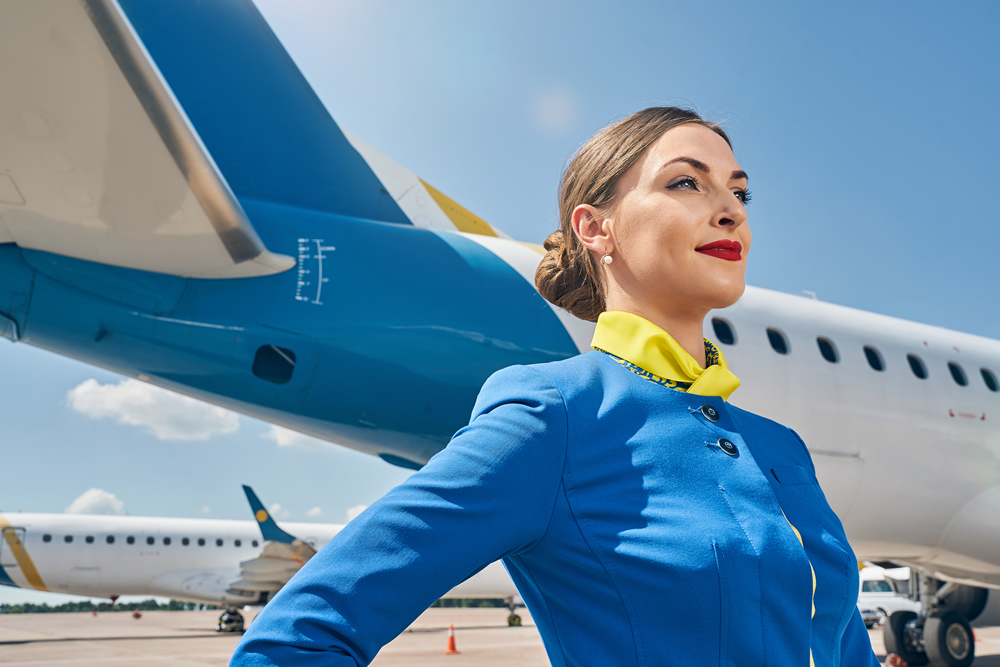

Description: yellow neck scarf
[590,311,741,401]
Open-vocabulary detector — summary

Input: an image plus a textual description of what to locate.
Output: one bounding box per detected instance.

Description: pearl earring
[601,251,613,266]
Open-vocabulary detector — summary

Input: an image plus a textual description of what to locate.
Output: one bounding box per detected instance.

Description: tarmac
[2,607,1000,665]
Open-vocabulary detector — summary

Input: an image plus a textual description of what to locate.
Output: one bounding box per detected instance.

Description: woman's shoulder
[480,351,611,403]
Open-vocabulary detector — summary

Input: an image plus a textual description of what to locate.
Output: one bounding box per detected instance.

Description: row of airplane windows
[711,318,1000,392]
[40,534,258,547]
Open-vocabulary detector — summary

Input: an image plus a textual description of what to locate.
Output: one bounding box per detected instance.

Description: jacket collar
[590,311,740,401]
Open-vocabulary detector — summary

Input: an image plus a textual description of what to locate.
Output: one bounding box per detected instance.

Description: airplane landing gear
[883,572,984,667]
[924,611,974,667]
[506,595,523,627]
[217,606,245,633]
[884,611,928,665]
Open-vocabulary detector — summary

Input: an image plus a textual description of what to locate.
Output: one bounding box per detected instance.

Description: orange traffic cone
[444,624,460,654]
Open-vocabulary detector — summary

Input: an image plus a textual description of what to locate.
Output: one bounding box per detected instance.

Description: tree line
[0,599,222,614]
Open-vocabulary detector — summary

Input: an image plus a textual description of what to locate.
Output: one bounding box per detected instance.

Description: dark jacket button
[718,438,738,456]
[701,405,720,422]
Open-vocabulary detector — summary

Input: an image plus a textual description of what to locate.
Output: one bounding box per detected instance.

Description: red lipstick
[695,239,743,261]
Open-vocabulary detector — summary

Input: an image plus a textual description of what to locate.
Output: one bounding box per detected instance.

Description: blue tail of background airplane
[243,485,296,545]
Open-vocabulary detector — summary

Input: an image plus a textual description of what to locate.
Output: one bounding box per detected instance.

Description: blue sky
[2,1,999,604]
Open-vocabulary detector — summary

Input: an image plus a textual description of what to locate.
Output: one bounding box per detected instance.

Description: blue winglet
[242,485,296,544]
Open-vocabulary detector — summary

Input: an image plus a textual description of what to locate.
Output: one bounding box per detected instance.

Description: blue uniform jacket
[232,351,879,666]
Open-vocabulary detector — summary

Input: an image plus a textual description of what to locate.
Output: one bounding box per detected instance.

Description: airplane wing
[0,0,293,278]
[229,486,317,597]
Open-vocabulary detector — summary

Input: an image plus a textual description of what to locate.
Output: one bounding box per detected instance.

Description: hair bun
[535,229,604,323]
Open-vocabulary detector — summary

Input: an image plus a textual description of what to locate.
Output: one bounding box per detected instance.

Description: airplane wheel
[884,611,928,666]
[924,611,974,667]
[507,613,521,627]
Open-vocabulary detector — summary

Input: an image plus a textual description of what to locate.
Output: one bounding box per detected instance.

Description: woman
[232,107,879,666]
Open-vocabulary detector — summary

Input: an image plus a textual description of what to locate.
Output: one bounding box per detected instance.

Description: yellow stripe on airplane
[419,179,499,237]
[0,514,50,591]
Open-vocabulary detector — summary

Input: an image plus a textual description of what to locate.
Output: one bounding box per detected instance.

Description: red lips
[695,239,743,261]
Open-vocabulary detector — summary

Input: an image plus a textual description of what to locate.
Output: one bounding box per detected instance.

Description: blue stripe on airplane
[0,562,18,589]
[117,0,412,226]
[7,203,577,466]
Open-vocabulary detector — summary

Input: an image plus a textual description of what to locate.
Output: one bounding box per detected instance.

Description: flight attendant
[232,107,879,666]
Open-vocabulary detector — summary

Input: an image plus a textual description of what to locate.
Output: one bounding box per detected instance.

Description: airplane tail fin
[117,0,508,238]
[118,0,411,226]
[242,485,295,545]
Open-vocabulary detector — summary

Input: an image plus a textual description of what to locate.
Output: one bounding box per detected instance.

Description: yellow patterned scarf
[591,311,741,401]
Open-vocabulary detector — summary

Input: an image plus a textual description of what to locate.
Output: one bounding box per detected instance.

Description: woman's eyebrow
[658,158,749,182]
[660,157,710,173]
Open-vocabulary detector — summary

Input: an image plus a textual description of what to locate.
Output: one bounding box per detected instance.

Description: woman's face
[602,123,751,317]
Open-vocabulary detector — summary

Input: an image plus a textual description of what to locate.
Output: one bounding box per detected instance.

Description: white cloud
[66,489,126,516]
[197,505,211,515]
[67,379,239,441]
[346,504,368,522]
[306,506,322,518]
[269,503,291,519]
[532,89,578,134]
[261,425,332,451]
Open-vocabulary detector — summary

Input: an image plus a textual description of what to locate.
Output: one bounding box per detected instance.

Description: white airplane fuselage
[0,513,516,603]
[713,287,1000,587]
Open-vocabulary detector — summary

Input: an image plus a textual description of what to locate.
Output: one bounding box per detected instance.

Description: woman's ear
[571,204,613,256]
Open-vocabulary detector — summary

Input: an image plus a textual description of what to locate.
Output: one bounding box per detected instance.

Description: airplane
[0,486,518,628]
[0,1,997,664]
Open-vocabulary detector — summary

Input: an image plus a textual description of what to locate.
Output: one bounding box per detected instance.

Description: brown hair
[534,107,731,322]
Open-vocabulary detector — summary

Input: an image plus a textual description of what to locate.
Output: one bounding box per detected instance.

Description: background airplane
[1,1,999,666]
[0,486,517,624]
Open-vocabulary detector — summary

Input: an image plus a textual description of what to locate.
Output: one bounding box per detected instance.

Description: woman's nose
[713,194,748,228]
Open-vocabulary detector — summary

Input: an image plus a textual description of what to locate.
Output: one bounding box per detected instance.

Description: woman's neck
[604,296,708,368]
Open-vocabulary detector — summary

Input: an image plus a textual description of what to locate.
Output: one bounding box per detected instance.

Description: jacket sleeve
[230,365,568,666]
[839,606,881,666]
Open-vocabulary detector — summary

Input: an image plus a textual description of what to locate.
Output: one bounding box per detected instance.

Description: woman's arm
[230,365,568,666]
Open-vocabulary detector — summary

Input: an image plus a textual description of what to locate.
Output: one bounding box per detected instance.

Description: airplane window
[85,536,94,544]
[198,538,206,546]
[948,362,968,386]
[816,337,839,363]
[235,539,242,547]
[253,345,297,384]
[216,538,224,547]
[252,540,259,547]
[982,368,1000,392]
[907,354,928,380]
[64,535,73,543]
[43,534,51,543]
[864,346,885,371]
[106,536,115,544]
[766,328,790,355]
[163,537,172,546]
[127,536,135,544]
[182,537,190,546]
[146,536,155,545]
[711,318,737,345]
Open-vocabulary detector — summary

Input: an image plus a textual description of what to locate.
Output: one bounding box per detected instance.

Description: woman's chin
[703,281,747,311]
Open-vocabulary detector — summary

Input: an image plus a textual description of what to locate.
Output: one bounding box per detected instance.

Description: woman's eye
[734,188,752,205]
[668,177,699,191]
